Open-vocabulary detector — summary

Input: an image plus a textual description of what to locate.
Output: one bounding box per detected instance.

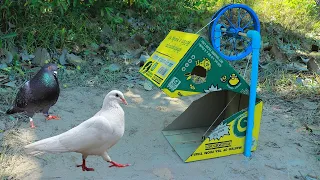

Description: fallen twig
[298,171,306,180]
[265,164,286,171]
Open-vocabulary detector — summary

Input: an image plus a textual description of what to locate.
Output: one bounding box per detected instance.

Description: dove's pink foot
[30,121,36,129]
[109,161,130,168]
[77,159,94,171]
[45,115,60,120]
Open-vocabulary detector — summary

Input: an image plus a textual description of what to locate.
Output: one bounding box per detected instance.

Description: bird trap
[139,28,263,162]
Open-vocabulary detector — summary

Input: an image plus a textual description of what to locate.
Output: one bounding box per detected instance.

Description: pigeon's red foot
[77,159,94,171]
[46,115,60,120]
[109,161,130,168]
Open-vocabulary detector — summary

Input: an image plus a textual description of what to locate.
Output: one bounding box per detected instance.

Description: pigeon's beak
[120,97,128,105]
[53,71,58,76]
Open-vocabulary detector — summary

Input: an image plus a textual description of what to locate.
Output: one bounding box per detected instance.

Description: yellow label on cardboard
[139,54,176,87]
[157,30,199,60]
[139,30,199,87]
[185,101,263,162]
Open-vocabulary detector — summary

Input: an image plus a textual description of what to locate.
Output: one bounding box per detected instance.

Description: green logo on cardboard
[233,112,248,137]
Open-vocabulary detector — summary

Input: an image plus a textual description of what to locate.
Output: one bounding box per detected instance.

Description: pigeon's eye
[115,93,119,97]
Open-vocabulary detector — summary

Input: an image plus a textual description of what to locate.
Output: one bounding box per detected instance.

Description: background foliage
[1,0,318,50]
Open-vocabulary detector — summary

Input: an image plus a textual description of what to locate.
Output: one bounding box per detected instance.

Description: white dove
[24,90,130,171]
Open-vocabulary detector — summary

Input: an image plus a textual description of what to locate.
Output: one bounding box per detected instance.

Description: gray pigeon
[24,90,129,171]
[6,63,60,128]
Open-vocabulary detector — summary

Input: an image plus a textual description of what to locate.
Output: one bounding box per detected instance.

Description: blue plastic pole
[244,30,261,157]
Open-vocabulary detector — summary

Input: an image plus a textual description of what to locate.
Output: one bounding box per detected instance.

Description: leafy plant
[0,33,17,49]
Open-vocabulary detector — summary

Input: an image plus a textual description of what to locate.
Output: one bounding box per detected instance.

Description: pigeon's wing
[24,116,114,155]
[14,80,48,110]
[14,81,32,109]
[58,116,114,152]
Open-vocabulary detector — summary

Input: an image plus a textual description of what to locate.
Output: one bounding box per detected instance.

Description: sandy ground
[0,86,319,180]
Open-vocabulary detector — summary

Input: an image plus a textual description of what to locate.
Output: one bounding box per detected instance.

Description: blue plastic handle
[244,30,261,157]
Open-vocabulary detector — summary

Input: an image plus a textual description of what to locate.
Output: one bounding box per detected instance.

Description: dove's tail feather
[24,135,69,156]
[27,150,46,156]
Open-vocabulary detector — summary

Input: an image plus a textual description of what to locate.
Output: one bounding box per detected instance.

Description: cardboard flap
[163,90,260,135]
[164,90,250,132]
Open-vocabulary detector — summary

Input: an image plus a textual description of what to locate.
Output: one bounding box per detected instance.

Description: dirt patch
[0,86,319,180]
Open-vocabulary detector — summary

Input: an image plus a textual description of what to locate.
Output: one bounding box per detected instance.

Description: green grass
[2,0,320,45]
[253,0,320,34]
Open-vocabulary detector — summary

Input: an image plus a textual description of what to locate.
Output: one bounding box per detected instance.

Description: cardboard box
[139,30,263,162]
